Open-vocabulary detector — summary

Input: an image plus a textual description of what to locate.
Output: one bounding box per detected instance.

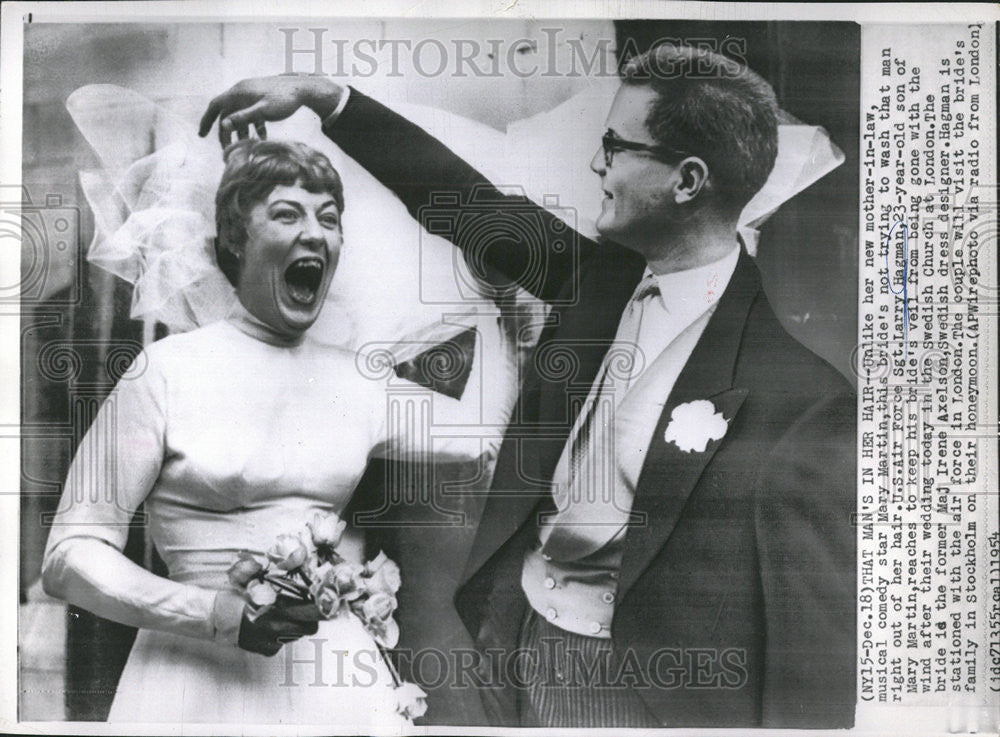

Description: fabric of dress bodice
[143,316,384,586]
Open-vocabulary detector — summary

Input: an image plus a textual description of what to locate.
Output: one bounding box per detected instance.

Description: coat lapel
[618,249,761,600]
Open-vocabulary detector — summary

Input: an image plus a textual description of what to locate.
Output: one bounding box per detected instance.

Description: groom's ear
[673,156,710,205]
[393,327,478,401]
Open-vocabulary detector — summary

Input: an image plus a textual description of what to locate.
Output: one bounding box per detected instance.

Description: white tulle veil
[70,86,236,333]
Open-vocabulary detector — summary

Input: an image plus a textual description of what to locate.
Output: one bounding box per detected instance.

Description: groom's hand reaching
[199,75,346,147]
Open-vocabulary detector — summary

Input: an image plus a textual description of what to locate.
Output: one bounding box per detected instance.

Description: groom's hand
[198,75,345,147]
[237,596,321,657]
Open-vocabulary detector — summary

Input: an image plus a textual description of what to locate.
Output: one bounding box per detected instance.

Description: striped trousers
[516,609,659,727]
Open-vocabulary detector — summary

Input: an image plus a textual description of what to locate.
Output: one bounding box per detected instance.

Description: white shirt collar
[644,245,741,322]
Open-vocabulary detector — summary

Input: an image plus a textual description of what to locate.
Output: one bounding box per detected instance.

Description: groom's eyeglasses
[601,131,691,168]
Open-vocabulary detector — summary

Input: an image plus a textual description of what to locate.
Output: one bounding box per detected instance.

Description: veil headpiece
[69,85,235,333]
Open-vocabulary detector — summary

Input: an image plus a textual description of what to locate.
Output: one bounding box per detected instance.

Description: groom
[201,44,856,728]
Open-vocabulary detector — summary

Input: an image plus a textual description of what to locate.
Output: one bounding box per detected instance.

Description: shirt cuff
[212,588,246,646]
[321,85,352,128]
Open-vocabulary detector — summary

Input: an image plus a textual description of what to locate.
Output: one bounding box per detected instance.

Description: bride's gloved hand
[198,75,346,147]
[237,595,322,657]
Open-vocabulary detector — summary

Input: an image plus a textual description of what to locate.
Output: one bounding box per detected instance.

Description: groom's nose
[590,146,606,176]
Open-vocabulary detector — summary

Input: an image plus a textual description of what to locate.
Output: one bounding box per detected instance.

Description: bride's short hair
[214,139,345,286]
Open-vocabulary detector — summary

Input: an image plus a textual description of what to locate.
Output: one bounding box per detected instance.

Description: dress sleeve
[41,350,244,644]
[368,318,514,464]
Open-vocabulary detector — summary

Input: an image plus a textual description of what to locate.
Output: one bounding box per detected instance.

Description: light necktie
[617,273,661,394]
[567,273,660,482]
[543,274,661,559]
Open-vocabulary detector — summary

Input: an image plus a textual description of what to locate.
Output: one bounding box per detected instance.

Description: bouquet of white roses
[226,511,426,719]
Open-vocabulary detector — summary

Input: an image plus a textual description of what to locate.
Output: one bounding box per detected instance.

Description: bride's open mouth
[284,257,324,305]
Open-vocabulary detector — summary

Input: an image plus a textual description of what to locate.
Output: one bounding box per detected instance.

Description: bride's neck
[227,301,307,347]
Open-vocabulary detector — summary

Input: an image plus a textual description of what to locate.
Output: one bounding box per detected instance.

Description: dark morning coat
[325,89,856,729]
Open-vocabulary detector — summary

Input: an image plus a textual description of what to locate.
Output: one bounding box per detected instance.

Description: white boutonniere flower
[663,399,729,453]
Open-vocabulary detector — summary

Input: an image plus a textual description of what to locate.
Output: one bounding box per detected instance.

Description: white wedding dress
[42,304,504,726]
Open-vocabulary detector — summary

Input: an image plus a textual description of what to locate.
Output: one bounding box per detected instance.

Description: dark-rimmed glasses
[601,131,690,168]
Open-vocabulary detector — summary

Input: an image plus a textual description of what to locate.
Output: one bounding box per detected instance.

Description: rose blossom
[393,682,428,720]
[365,551,403,594]
[312,584,342,618]
[307,512,347,548]
[311,561,335,585]
[227,551,264,586]
[330,561,366,601]
[246,579,278,609]
[364,552,402,595]
[364,550,391,574]
[375,616,400,648]
[267,534,308,571]
[361,592,397,623]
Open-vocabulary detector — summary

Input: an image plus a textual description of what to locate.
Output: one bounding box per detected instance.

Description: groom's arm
[200,76,594,304]
[324,87,591,304]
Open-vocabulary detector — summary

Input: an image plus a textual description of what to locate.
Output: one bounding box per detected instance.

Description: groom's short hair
[621,44,779,210]
[214,139,345,287]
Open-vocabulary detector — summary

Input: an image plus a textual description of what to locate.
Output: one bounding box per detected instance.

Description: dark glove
[237,595,321,656]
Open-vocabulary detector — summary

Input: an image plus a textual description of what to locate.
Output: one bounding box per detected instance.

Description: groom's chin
[594,231,635,253]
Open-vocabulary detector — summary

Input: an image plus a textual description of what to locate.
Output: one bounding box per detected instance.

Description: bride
[41,136,499,726]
